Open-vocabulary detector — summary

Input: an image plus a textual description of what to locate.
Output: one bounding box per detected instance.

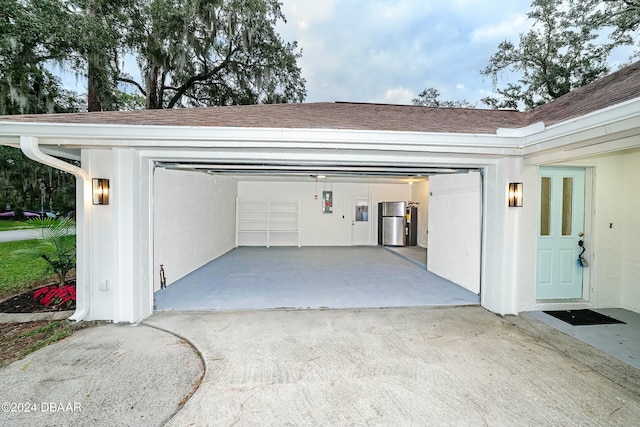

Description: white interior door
[352,196,371,245]
[536,167,586,299]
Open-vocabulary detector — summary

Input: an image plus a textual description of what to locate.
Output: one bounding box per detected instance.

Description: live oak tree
[76,0,134,112]
[0,0,306,113]
[0,0,83,114]
[120,0,306,109]
[480,0,639,110]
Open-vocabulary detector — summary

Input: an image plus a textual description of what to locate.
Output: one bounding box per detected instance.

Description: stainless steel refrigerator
[378,201,406,246]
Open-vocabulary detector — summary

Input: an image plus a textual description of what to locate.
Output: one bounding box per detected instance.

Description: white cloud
[377,87,414,105]
[277,0,534,105]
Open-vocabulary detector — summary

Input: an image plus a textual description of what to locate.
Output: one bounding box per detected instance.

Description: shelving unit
[236,199,300,247]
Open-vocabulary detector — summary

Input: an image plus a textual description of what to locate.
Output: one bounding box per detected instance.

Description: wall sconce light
[508,182,523,207]
[92,178,110,205]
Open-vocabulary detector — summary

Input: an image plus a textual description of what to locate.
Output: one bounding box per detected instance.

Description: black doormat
[544,309,626,326]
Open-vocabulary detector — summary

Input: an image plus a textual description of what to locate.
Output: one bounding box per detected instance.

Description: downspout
[20,136,91,322]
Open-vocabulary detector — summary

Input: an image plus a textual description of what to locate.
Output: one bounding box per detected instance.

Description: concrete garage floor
[154,246,478,311]
[145,306,640,426]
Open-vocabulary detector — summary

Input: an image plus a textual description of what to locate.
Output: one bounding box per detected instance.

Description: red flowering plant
[33,285,76,309]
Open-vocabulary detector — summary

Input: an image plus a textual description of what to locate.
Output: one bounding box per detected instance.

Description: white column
[481,157,522,315]
[113,148,153,322]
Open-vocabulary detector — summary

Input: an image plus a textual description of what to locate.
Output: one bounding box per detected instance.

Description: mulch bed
[0,281,76,313]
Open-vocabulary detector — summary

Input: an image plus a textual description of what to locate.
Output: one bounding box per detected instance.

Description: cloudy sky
[275,0,535,106]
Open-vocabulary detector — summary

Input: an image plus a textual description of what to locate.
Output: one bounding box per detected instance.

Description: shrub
[12,218,76,286]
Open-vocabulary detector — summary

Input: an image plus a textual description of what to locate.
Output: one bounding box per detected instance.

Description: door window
[561,177,573,236]
[355,199,368,222]
[540,177,551,236]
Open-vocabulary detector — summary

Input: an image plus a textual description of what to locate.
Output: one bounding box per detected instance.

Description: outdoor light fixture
[92,178,110,205]
[508,182,523,207]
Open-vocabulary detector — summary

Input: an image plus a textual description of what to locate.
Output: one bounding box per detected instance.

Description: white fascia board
[496,121,545,137]
[524,133,640,166]
[520,97,640,154]
[0,121,520,155]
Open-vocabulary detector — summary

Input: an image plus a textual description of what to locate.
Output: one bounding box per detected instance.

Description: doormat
[543,309,626,326]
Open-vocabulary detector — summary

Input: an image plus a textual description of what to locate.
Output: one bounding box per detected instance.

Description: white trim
[497,121,545,137]
[0,121,517,147]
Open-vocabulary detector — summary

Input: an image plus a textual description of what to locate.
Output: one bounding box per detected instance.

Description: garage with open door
[152,161,483,311]
[3,66,638,323]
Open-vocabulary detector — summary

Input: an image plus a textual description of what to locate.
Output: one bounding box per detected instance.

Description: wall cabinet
[236,199,301,247]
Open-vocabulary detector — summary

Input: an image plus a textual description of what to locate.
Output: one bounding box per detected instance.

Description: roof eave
[522,97,640,164]
[0,122,522,156]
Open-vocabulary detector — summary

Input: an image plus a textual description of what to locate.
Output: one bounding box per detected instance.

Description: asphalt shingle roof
[1,62,638,135]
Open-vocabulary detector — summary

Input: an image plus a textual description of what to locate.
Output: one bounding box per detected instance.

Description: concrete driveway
[0,228,47,242]
[146,306,640,426]
[1,306,639,426]
[0,227,76,242]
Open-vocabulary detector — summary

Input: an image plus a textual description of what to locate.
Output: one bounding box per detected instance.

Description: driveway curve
[0,322,203,427]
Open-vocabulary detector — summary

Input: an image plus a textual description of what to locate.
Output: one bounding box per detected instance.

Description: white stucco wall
[153,169,237,290]
[411,180,429,248]
[516,165,540,311]
[238,181,411,246]
[83,149,116,320]
[587,156,625,308]
[427,172,482,294]
[621,149,640,313]
[81,148,154,322]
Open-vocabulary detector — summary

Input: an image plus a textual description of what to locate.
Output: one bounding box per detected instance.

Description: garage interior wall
[411,180,429,248]
[517,147,640,313]
[238,181,412,246]
[153,169,237,290]
[427,172,481,294]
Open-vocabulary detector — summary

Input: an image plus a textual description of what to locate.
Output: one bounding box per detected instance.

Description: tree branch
[165,44,240,109]
[117,77,147,97]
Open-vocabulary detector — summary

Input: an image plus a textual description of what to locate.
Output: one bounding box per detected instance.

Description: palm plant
[13,218,76,286]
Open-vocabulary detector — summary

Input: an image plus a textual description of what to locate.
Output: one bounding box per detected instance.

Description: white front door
[536,167,586,299]
[351,196,371,245]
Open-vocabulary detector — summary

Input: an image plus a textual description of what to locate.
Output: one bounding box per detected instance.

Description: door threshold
[533,299,592,311]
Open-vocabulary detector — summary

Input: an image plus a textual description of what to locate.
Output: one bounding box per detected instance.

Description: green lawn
[0,219,69,231]
[0,239,70,300]
[0,220,34,231]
